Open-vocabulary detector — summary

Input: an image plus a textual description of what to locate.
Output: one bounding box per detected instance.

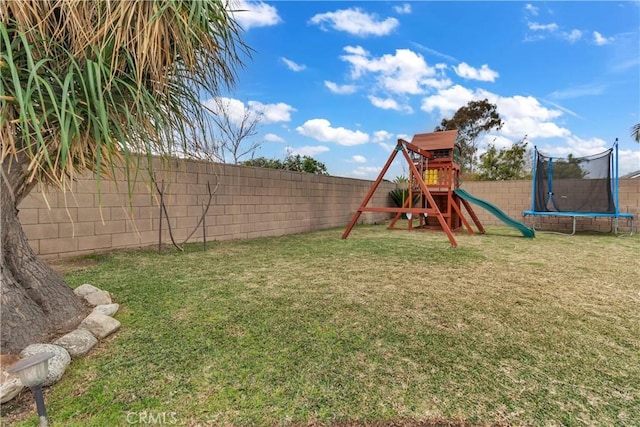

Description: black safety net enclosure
[534,149,614,213]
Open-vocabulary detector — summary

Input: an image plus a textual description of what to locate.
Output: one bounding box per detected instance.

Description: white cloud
[618,150,640,176]
[230,0,281,30]
[593,31,614,46]
[540,99,581,119]
[528,22,559,32]
[352,155,367,163]
[524,4,539,16]
[501,117,569,139]
[566,135,611,155]
[248,101,296,123]
[394,3,412,14]
[422,77,454,90]
[340,46,449,95]
[296,119,369,146]
[453,62,499,82]
[479,135,514,150]
[611,57,640,73]
[324,81,358,94]
[536,138,640,176]
[203,97,257,126]
[351,166,383,178]
[411,42,459,63]
[373,130,394,143]
[563,29,583,43]
[368,96,412,113]
[288,145,330,157]
[375,133,411,152]
[496,94,563,122]
[204,98,295,125]
[281,57,306,72]
[489,94,568,139]
[378,142,395,152]
[264,133,285,143]
[420,85,570,140]
[343,45,368,56]
[548,83,606,100]
[420,85,475,117]
[309,8,399,37]
[374,130,397,152]
[526,15,588,45]
[537,135,611,159]
[526,21,591,45]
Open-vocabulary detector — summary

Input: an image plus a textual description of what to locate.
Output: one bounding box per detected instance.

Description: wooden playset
[342,130,535,247]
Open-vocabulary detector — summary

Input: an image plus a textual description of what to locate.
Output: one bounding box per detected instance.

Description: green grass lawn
[4,225,639,426]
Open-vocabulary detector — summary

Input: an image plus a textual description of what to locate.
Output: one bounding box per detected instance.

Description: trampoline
[523,140,634,236]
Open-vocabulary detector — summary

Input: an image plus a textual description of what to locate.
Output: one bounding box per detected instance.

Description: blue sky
[205,1,640,179]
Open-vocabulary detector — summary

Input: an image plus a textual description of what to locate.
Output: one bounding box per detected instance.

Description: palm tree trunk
[1,153,88,353]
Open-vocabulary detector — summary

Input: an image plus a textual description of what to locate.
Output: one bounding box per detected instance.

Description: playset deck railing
[423,164,459,190]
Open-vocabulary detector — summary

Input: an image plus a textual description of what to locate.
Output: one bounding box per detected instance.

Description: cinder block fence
[18,158,639,259]
[461,179,639,234]
[19,159,396,259]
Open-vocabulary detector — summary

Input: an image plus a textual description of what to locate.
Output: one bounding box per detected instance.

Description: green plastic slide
[454,188,535,238]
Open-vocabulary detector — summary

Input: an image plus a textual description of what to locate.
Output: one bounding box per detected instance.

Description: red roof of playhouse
[411,130,459,151]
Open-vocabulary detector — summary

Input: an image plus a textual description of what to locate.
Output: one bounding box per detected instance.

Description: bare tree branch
[205,98,264,164]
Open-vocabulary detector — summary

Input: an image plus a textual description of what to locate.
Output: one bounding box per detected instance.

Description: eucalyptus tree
[0,0,248,352]
[435,99,503,173]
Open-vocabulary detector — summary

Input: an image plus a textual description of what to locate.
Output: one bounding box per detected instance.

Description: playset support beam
[342,139,459,247]
[341,142,401,240]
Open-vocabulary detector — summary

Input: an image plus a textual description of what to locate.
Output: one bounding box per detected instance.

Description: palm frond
[632,123,640,143]
[1,0,249,195]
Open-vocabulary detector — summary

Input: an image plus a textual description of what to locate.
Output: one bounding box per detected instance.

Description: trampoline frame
[523,140,635,236]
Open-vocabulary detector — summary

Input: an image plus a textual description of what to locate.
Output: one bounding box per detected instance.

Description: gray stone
[73,283,102,297]
[92,303,119,316]
[79,313,121,339]
[53,329,98,358]
[83,290,112,307]
[19,344,71,387]
[0,355,24,403]
[0,375,22,404]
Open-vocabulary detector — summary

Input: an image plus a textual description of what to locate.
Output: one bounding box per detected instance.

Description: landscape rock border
[0,284,120,404]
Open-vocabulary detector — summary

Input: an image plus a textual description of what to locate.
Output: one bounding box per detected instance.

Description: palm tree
[0,0,248,352]
[632,123,640,142]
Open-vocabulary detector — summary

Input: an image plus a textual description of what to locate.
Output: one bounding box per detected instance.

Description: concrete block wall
[461,179,639,233]
[18,157,639,259]
[19,159,396,259]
